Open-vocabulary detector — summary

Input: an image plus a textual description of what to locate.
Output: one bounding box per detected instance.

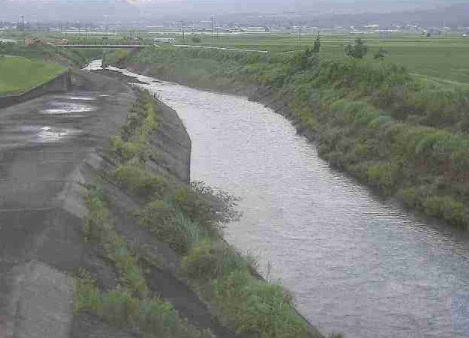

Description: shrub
[171,181,241,236]
[210,270,317,338]
[344,39,368,59]
[180,239,249,280]
[366,162,400,194]
[424,195,465,226]
[399,188,419,208]
[113,162,168,198]
[137,200,202,254]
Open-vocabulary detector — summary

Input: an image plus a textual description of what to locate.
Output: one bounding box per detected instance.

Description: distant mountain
[133,0,445,21]
[0,0,465,27]
[301,3,469,29]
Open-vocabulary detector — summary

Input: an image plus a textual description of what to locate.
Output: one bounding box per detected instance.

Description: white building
[154,37,175,44]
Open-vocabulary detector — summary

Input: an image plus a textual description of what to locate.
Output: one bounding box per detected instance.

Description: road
[0,71,134,338]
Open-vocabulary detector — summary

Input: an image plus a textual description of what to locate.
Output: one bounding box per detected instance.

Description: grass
[0,55,65,94]
[84,184,148,297]
[0,40,104,69]
[163,32,469,84]
[74,278,211,338]
[77,184,212,338]
[107,46,469,230]
[179,239,322,338]
[11,30,469,83]
[99,87,329,337]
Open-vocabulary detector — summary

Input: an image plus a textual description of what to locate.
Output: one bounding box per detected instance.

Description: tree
[312,32,321,53]
[344,38,368,59]
[374,47,388,61]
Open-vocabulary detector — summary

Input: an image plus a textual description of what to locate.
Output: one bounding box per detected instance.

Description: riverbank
[0,63,330,337]
[79,66,328,338]
[103,47,469,230]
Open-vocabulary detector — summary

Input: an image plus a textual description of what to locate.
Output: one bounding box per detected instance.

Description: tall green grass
[102,87,330,337]
[77,184,213,337]
[74,277,211,338]
[179,239,323,338]
[110,47,469,229]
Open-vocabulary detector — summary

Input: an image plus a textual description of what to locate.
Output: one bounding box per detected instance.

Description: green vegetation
[164,33,469,84]
[344,38,368,59]
[75,185,210,338]
[180,239,322,338]
[0,55,65,94]
[0,41,104,68]
[75,88,329,337]
[108,46,469,230]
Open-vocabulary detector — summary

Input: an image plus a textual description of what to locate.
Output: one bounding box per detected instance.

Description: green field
[167,33,469,84]
[5,28,469,83]
[0,55,66,94]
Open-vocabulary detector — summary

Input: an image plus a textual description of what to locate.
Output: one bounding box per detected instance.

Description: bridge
[54,44,151,49]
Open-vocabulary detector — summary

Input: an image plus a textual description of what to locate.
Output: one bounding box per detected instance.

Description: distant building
[153,37,175,44]
[25,38,67,46]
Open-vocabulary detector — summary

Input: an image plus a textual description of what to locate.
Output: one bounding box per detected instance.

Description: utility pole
[298,27,301,48]
[21,15,25,45]
[181,20,185,43]
[211,16,214,39]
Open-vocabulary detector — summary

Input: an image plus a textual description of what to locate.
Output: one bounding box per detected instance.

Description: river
[87,60,469,338]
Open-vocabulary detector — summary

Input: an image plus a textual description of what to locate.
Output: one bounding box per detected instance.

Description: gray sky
[0,0,460,23]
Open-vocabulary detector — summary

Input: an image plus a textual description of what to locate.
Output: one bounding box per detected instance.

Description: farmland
[170,32,469,84]
[3,28,468,83]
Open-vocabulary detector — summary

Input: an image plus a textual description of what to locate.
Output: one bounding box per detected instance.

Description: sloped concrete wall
[147,99,191,183]
[0,71,71,109]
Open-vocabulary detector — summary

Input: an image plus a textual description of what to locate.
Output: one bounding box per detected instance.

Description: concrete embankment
[95,67,325,338]
[0,70,195,337]
[0,70,134,337]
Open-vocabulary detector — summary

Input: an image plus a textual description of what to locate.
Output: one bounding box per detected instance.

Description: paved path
[0,71,134,338]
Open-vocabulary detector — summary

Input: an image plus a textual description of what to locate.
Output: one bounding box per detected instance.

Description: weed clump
[74,278,211,338]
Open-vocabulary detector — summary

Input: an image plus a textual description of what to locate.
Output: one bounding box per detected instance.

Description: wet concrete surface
[0,71,134,338]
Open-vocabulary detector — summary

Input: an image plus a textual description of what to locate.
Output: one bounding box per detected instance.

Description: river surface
[87,60,469,338]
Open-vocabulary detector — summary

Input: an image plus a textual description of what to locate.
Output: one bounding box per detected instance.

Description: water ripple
[107,64,469,338]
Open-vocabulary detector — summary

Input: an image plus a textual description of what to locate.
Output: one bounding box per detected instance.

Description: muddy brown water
[87,60,469,338]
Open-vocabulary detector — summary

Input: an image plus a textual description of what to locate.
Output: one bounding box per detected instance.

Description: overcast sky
[0,0,460,23]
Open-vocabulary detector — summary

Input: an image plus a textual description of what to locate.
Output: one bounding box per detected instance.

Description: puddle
[65,96,96,101]
[0,125,81,149]
[41,102,96,115]
[36,126,81,142]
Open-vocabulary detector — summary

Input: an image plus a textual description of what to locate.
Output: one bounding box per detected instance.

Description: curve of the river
[88,60,469,338]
